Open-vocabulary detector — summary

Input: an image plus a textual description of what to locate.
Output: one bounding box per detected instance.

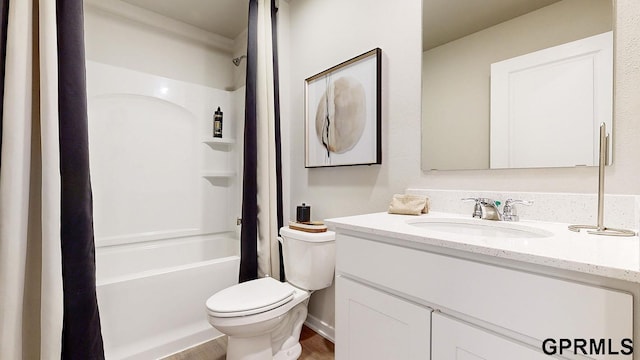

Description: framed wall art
[304,48,381,168]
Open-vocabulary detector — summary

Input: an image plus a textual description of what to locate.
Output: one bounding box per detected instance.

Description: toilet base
[270,301,307,360]
[223,302,308,360]
[227,334,273,360]
[273,343,301,360]
[225,336,302,360]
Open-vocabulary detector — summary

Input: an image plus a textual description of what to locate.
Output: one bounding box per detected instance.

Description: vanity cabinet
[335,232,633,360]
[432,312,548,359]
[335,276,431,360]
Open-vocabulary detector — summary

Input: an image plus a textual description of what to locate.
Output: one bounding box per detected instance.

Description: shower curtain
[240,0,285,282]
[0,0,104,358]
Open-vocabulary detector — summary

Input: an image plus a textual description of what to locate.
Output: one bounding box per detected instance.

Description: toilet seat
[206,277,295,318]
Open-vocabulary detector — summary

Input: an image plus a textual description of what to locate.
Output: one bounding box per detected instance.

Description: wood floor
[163,325,334,360]
[298,326,335,360]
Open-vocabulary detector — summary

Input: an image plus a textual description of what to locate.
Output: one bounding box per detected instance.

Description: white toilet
[206,227,336,360]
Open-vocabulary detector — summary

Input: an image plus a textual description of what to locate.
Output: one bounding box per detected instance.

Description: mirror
[421,0,614,170]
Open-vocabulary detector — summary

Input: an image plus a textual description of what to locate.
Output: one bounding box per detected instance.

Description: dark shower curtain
[239,0,259,283]
[0,0,8,167]
[271,0,285,281]
[56,0,105,357]
[239,0,285,282]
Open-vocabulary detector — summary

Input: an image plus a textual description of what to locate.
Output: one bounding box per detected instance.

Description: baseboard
[121,326,221,360]
[304,314,335,343]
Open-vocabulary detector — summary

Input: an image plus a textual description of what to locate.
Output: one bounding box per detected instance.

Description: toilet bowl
[205,227,336,360]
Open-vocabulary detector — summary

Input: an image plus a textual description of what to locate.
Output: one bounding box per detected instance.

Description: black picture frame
[304,48,382,168]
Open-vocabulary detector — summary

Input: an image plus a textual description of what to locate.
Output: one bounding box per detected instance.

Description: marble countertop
[325,211,640,283]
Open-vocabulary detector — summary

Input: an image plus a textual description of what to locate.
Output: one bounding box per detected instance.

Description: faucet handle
[461,198,482,218]
[504,199,533,207]
[502,199,533,221]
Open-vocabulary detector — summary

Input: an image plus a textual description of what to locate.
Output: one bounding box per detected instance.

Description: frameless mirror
[421,0,614,171]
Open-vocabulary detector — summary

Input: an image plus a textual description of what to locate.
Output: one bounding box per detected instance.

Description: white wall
[286,0,423,331]
[84,0,236,90]
[285,0,640,332]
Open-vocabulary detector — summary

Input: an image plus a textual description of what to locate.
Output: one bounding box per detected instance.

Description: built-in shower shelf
[202,171,236,179]
[202,138,235,145]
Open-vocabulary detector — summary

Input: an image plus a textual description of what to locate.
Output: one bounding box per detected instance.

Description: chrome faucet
[462,198,502,221]
[502,199,533,222]
[462,198,533,221]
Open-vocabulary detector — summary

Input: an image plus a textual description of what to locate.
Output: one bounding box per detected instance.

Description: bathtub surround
[86,62,241,246]
[240,0,285,282]
[96,237,239,359]
[83,0,249,356]
[86,61,242,358]
[0,0,104,357]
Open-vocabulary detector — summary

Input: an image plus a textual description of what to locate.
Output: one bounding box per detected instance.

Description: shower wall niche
[87,61,243,247]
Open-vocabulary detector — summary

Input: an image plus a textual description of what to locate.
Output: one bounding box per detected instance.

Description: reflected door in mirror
[490,31,612,169]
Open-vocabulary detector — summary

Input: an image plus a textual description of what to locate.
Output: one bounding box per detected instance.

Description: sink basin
[407,218,553,238]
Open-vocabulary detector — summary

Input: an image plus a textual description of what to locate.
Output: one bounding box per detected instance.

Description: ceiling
[423,0,562,50]
[121,0,249,40]
[118,0,560,48]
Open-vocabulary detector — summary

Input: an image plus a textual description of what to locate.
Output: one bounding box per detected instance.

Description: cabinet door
[432,312,549,359]
[335,276,431,360]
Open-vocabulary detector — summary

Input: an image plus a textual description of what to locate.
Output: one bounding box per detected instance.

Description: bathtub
[96,234,239,359]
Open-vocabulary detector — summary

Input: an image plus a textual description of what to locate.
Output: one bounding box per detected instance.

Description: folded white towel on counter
[388,194,430,215]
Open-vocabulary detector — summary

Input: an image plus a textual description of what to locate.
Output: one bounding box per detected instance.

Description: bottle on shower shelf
[213,107,223,138]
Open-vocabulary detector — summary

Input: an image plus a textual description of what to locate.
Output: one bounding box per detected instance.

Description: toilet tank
[279,227,336,291]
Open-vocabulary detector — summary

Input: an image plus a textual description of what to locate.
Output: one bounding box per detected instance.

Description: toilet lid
[206,277,295,318]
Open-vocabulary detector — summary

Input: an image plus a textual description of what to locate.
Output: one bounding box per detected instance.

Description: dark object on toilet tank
[296,203,311,223]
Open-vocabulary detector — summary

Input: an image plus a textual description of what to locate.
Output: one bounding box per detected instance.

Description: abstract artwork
[305,48,381,167]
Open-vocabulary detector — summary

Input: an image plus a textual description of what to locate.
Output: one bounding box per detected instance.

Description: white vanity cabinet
[335,276,432,359]
[432,312,549,360]
[334,231,634,360]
